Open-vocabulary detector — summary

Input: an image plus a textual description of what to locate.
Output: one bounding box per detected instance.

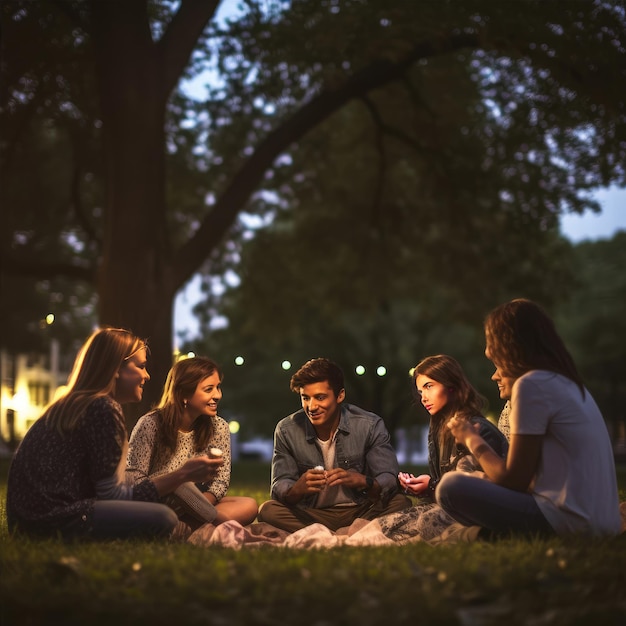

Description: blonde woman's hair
[45,327,147,433]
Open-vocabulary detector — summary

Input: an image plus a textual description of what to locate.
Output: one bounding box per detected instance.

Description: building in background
[0,339,67,449]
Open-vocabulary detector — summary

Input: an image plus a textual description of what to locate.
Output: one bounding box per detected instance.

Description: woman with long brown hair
[399,354,506,498]
[439,299,622,537]
[127,356,258,529]
[345,354,508,544]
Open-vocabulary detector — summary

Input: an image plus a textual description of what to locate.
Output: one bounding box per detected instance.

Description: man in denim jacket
[258,358,411,532]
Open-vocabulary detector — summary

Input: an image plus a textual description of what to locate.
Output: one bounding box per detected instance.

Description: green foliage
[557,232,626,437]
[183,218,624,440]
[0,1,101,351]
[2,0,626,413]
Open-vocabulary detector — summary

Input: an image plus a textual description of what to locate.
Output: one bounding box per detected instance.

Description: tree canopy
[557,232,626,440]
[2,0,625,422]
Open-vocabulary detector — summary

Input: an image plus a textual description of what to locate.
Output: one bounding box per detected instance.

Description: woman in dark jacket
[7,327,220,540]
[366,354,509,544]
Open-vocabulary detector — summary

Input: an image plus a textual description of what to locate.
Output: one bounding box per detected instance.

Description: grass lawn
[1,459,625,626]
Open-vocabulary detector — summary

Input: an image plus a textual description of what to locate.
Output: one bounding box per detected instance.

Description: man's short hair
[290,358,345,397]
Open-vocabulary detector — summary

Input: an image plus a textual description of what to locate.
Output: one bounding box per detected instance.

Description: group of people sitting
[6,298,624,543]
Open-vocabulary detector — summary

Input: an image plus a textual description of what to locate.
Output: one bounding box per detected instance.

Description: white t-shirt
[511,370,621,536]
[314,435,354,509]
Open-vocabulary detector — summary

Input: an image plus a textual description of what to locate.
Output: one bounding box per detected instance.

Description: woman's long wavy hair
[484,299,585,395]
[45,327,147,434]
[155,356,223,457]
[412,354,487,449]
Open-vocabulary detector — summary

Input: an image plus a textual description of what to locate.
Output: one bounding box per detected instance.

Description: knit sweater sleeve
[83,398,158,502]
[197,416,232,502]
[127,412,160,478]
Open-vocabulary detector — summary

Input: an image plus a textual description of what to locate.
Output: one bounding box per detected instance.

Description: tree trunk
[83,1,484,429]
[91,2,178,426]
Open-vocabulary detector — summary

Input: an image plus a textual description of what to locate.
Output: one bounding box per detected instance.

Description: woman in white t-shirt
[437,298,622,538]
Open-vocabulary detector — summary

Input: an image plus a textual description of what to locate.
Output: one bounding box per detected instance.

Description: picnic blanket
[186,517,481,549]
[184,500,626,549]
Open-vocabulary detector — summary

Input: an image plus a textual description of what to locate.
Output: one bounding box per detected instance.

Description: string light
[225,356,401,376]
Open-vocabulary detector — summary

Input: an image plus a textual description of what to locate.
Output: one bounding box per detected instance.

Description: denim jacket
[269,403,400,507]
[427,415,509,493]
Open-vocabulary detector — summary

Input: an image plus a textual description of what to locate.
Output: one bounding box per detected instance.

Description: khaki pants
[258,493,412,533]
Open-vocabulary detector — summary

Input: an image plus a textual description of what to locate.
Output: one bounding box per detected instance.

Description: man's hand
[303,467,328,492]
[324,468,363,489]
[323,469,382,500]
[284,467,327,504]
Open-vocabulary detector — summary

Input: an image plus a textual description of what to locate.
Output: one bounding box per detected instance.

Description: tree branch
[157,0,221,97]
[174,31,481,283]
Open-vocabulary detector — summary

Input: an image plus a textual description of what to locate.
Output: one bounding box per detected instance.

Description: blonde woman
[7,328,220,539]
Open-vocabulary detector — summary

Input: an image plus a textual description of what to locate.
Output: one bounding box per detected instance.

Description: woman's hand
[180,455,223,483]
[398,471,431,495]
[446,415,479,446]
[152,455,223,497]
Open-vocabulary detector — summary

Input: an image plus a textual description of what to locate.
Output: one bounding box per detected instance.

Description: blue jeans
[89,500,178,539]
[436,473,555,537]
[13,501,178,541]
